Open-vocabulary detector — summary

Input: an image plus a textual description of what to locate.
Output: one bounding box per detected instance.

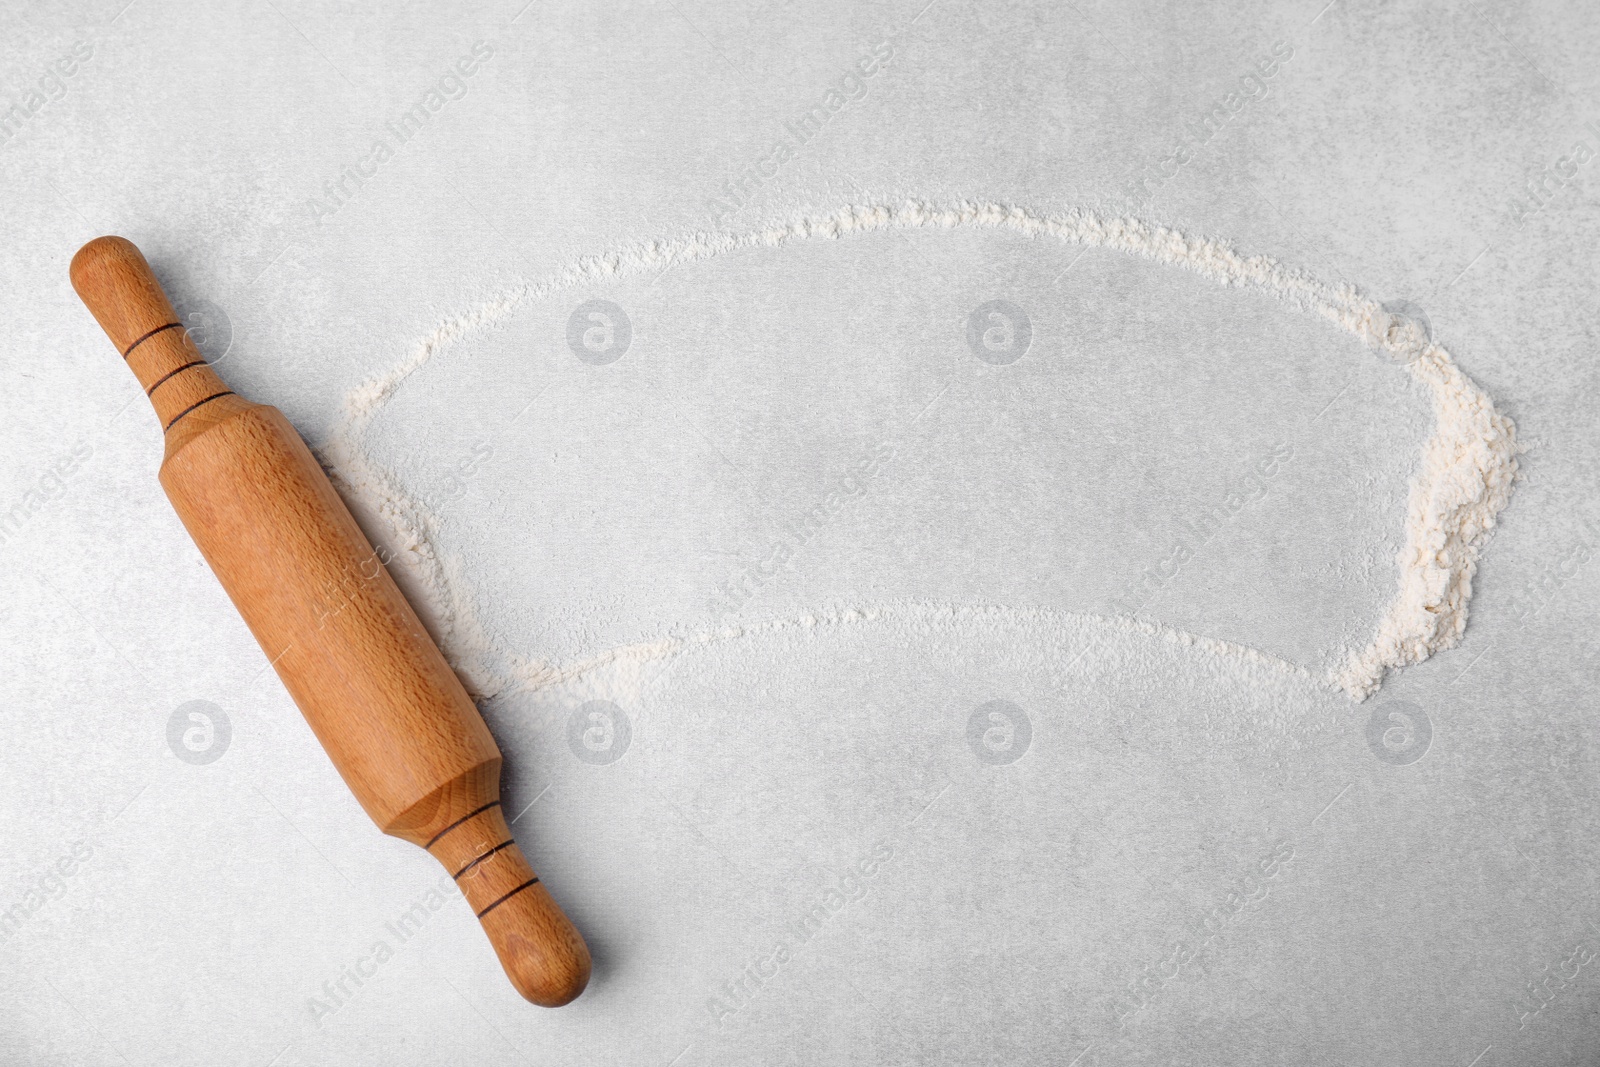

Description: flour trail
[319,200,1520,702]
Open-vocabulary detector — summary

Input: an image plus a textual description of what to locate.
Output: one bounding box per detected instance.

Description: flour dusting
[507,599,1316,711]
[320,200,1519,702]
[1331,317,1520,698]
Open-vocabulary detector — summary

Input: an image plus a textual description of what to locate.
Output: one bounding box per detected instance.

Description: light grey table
[2,1,1596,1063]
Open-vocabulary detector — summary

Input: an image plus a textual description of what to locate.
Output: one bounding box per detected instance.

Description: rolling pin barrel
[70,236,590,1007]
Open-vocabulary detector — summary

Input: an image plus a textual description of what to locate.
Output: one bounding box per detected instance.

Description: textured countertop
[1,1,1597,1063]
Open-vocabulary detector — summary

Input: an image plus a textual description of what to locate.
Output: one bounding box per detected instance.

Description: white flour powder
[507,599,1315,713]
[320,201,1520,702]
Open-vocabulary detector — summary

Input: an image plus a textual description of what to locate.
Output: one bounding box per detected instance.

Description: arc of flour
[320,200,1520,702]
[496,598,1319,699]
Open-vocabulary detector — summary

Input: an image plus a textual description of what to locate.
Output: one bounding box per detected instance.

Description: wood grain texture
[70,236,590,1007]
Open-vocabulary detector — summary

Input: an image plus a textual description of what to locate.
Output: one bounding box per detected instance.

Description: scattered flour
[526,598,1340,761]
[319,200,1520,703]
[504,599,1317,713]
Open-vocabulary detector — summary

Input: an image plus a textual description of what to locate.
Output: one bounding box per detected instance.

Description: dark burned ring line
[145,360,207,396]
[121,321,184,359]
[453,840,516,880]
[423,800,501,849]
[476,878,540,919]
[162,391,234,431]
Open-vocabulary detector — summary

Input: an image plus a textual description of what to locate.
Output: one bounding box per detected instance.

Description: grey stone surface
[1,1,1597,1063]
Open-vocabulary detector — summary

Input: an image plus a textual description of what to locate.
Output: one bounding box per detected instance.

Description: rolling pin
[70,236,590,1007]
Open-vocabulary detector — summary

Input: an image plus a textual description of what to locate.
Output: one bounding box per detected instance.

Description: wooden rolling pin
[71,236,590,1007]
